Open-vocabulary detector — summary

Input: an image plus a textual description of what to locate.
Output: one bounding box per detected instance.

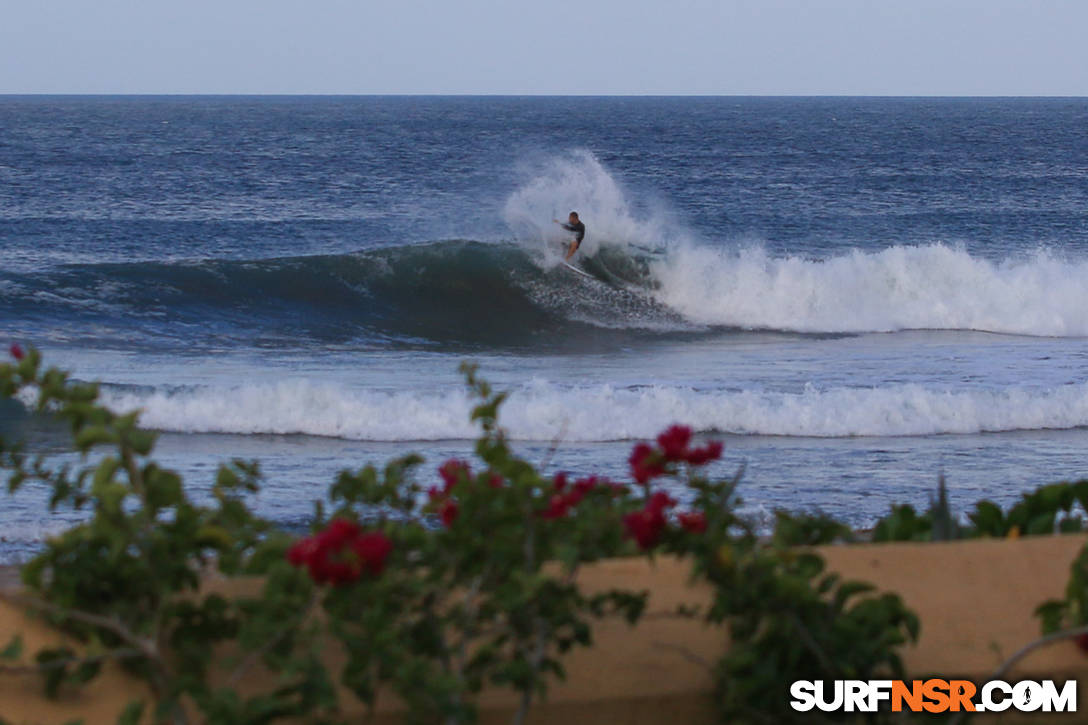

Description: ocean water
[2,96,1088,558]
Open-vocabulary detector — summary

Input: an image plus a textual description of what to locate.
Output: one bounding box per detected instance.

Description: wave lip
[96,379,1088,442]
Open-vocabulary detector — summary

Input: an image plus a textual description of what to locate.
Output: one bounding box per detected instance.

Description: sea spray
[502,150,676,257]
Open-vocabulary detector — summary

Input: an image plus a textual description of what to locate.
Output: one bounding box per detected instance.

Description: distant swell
[98,380,1088,441]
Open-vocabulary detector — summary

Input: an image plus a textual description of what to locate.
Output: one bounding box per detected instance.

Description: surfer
[553,211,585,261]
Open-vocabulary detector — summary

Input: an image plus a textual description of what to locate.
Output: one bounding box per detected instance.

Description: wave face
[8,237,1088,350]
[13,239,1088,348]
[97,379,1088,441]
[0,240,688,349]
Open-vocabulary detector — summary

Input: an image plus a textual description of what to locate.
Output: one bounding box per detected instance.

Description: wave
[6,149,1088,345]
[96,379,1088,441]
[652,243,1088,336]
[8,238,1088,348]
[0,240,689,348]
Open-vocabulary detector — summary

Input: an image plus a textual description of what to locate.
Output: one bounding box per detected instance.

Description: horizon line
[1,92,1087,99]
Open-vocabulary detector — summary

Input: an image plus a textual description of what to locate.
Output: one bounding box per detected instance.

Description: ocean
[2,96,1088,559]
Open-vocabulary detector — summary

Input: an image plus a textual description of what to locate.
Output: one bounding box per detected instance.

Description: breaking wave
[5,150,1088,347]
[96,379,1088,441]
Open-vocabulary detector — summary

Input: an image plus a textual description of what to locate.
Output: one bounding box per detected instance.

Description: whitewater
[652,243,1088,336]
[96,379,1088,441]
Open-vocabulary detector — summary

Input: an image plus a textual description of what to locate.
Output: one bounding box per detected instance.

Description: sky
[2,0,1087,95]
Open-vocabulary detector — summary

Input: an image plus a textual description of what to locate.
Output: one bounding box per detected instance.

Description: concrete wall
[2,535,1086,723]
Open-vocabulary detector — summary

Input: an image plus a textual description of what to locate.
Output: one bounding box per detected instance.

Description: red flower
[623,507,667,550]
[553,472,569,492]
[286,519,392,586]
[657,425,693,461]
[439,499,460,527]
[541,474,605,518]
[684,441,723,466]
[647,491,677,512]
[8,344,24,361]
[438,459,471,494]
[629,442,665,484]
[286,537,319,567]
[573,476,599,497]
[353,531,393,575]
[623,489,679,549]
[540,494,571,520]
[322,518,359,545]
[487,472,504,488]
[678,511,707,534]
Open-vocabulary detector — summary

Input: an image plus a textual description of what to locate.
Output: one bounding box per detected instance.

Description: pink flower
[678,511,707,534]
[8,344,24,361]
[657,425,693,461]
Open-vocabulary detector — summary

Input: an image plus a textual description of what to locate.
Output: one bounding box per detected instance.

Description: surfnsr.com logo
[790,679,1077,714]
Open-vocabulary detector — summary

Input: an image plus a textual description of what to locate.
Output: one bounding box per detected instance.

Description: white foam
[96,379,1088,441]
[502,150,673,258]
[502,153,1088,337]
[655,242,1088,337]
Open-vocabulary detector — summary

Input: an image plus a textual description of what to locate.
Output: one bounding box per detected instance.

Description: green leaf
[969,500,1005,536]
[127,430,156,456]
[92,458,121,489]
[74,425,116,451]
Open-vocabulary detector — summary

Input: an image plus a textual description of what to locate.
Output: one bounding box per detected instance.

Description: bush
[873,477,1088,542]
[0,347,921,724]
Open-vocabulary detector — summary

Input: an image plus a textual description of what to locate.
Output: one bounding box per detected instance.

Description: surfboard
[561,261,596,280]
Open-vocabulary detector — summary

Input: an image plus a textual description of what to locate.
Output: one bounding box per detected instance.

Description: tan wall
[2,535,1087,723]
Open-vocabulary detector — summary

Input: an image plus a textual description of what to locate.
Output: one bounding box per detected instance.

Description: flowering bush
[0,347,924,724]
[0,346,337,723]
[306,364,652,723]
